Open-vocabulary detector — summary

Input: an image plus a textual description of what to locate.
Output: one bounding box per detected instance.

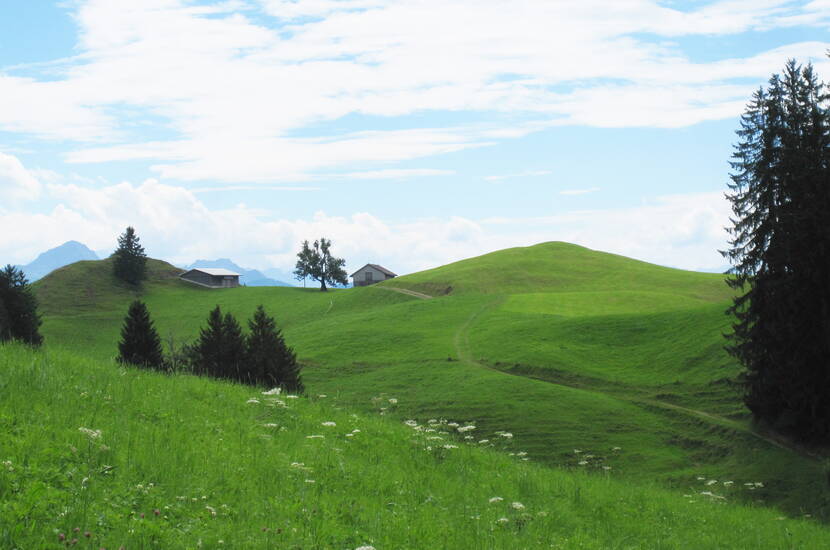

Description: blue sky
[1,0,828,275]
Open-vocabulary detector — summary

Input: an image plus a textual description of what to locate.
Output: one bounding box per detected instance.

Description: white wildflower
[285,395,299,399]
[352,429,361,433]
[447,422,459,428]
[457,425,476,433]
[489,497,503,503]
[723,481,734,487]
[246,398,260,405]
[496,517,509,525]
[355,546,376,550]
[318,394,327,398]
[443,444,458,449]
[573,449,582,454]
[706,480,718,486]
[78,427,102,440]
[612,446,622,451]
[578,460,588,465]
[306,435,324,439]
[305,479,315,483]
[511,501,525,511]
[262,388,281,396]
[388,398,398,404]
[262,423,278,428]
[322,421,337,427]
[602,466,612,471]
[499,432,513,439]
[205,505,217,517]
[478,439,489,444]
[404,420,419,427]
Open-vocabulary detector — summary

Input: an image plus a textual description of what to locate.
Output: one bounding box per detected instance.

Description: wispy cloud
[560,187,600,196]
[485,170,552,182]
[191,185,321,193]
[1,1,828,183]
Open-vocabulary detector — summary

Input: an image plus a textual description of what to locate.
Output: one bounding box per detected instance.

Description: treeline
[118,301,303,392]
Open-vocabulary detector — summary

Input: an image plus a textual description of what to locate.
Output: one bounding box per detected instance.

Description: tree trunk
[320,278,327,291]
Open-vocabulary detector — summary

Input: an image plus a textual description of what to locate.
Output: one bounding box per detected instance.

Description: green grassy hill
[30,242,830,523]
[3,344,829,548]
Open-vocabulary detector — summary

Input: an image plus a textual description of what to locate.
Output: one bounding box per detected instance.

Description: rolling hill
[31,242,830,521]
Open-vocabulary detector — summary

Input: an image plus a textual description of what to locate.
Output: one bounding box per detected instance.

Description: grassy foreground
[31,242,830,519]
[2,344,830,549]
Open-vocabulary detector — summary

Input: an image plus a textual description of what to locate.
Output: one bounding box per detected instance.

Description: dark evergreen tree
[723,60,830,443]
[221,311,247,380]
[191,305,247,381]
[112,226,147,285]
[293,238,348,291]
[0,264,42,346]
[191,305,225,377]
[246,305,304,392]
[117,300,164,369]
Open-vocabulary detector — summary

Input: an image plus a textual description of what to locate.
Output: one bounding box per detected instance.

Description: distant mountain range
[17,241,98,282]
[186,259,293,287]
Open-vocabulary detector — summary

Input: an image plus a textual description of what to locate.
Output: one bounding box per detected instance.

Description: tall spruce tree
[246,305,303,392]
[221,311,247,380]
[723,60,830,443]
[0,264,42,346]
[117,300,164,369]
[112,227,147,285]
[191,305,247,381]
[192,306,225,376]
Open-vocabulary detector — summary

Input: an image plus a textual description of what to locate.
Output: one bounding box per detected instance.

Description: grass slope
[3,344,830,549]
[32,242,830,520]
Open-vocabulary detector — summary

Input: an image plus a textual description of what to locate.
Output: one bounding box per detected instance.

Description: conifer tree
[191,305,247,381]
[221,311,247,380]
[0,264,42,346]
[117,300,164,369]
[112,226,147,285]
[246,305,304,392]
[723,60,830,442]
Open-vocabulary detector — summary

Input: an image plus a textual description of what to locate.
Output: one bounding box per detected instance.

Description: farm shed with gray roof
[350,264,397,287]
[180,267,240,288]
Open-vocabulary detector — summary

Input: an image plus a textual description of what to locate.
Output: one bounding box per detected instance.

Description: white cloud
[1,160,730,272]
[0,152,42,203]
[560,187,600,196]
[485,170,552,182]
[0,1,827,182]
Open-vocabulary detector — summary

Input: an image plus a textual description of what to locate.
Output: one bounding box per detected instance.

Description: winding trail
[451,298,817,460]
[380,286,433,300]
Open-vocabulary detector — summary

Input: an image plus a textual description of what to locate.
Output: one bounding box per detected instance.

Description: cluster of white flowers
[246,398,260,405]
[262,388,281,396]
[305,435,324,439]
[321,421,337,427]
[78,427,102,440]
[457,425,476,433]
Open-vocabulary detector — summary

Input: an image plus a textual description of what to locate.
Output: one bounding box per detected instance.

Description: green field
[4,240,830,546]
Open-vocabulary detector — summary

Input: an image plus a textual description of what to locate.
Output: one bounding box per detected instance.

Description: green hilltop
[7,241,829,545]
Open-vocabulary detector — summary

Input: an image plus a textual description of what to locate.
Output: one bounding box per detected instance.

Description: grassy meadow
[3,344,830,549]
[4,241,830,546]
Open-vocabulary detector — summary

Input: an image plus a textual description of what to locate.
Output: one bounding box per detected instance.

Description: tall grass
[2,344,829,548]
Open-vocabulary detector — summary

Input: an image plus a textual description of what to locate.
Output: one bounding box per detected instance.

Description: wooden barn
[180,267,240,288]
[350,264,397,287]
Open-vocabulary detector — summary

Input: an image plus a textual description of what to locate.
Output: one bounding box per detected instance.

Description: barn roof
[186,267,240,277]
[350,263,397,277]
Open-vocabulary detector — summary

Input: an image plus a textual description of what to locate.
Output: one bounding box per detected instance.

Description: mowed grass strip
[2,344,830,549]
